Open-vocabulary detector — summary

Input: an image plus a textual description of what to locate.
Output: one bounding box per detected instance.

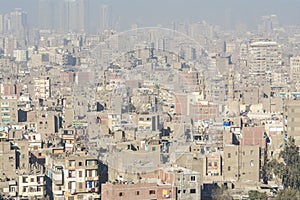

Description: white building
[248,40,281,82]
[13,49,28,62]
[34,77,51,100]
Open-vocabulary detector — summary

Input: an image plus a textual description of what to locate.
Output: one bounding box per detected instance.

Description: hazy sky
[0,0,299,30]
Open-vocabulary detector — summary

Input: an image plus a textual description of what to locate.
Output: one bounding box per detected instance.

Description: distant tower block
[101,4,109,31]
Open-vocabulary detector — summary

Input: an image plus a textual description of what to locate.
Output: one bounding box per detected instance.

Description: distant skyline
[0,0,299,31]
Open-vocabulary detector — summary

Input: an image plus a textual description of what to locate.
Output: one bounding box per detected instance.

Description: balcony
[68,160,76,169]
[86,187,99,193]
[62,134,75,140]
[86,176,98,181]
[69,189,76,195]
[52,171,63,185]
[9,191,17,197]
[85,160,98,169]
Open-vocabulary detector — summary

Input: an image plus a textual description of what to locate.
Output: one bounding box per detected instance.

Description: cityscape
[0,0,300,199]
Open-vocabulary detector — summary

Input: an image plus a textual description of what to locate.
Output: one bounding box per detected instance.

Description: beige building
[15,140,30,173]
[0,97,18,125]
[45,151,100,200]
[34,77,51,100]
[290,56,300,81]
[0,141,16,179]
[159,167,202,200]
[64,152,100,200]
[223,128,261,185]
[248,40,281,82]
[284,99,300,146]
[101,182,176,200]
[18,171,46,199]
[36,111,58,140]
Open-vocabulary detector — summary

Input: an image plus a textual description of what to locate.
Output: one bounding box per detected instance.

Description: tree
[267,137,300,190]
[280,137,300,190]
[276,188,299,200]
[248,190,268,200]
[212,186,233,200]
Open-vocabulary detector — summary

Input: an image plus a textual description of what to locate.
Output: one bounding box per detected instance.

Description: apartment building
[101,182,176,200]
[18,171,46,199]
[284,98,300,146]
[0,97,18,125]
[45,150,100,200]
[34,77,51,100]
[159,167,201,200]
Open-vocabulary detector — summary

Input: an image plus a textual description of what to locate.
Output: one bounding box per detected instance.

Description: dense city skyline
[1,1,300,200]
[0,0,300,31]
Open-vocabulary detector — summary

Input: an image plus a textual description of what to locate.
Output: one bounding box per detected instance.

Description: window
[228,166,231,171]
[79,171,82,178]
[87,170,93,177]
[208,162,212,167]
[149,190,155,195]
[69,160,75,167]
[152,147,156,151]
[68,170,76,178]
[22,177,28,183]
[190,176,196,181]
[135,191,140,195]
[190,189,196,194]
[31,178,34,182]
[119,192,124,196]
[68,183,71,190]
[79,182,83,189]
[214,162,218,167]
[9,186,15,192]
[178,190,181,193]
[183,190,186,193]
[228,153,231,158]
[78,162,83,166]
[250,160,254,167]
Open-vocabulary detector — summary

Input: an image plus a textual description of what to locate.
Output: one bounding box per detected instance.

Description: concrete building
[0,97,18,125]
[101,182,176,200]
[290,56,300,91]
[159,167,201,200]
[64,152,100,200]
[248,40,281,83]
[223,144,260,183]
[16,140,30,173]
[135,113,162,133]
[175,93,219,122]
[45,151,100,200]
[0,141,16,179]
[34,77,51,100]
[18,171,46,199]
[284,99,300,146]
[13,49,28,62]
[223,129,262,184]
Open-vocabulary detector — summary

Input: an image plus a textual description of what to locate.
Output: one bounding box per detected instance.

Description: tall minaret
[228,72,234,104]
[228,70,240,116]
